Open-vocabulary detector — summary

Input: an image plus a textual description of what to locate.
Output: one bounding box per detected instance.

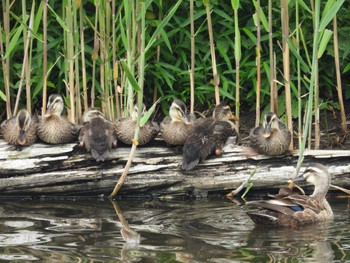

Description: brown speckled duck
[246,163,333,226]
[182,103,237,170]
[79,108,117,162]
[160,100,192,146]
[250,112,291,156]
[0,109,38,146]
[115,104,159,145]
[37,94,78,144]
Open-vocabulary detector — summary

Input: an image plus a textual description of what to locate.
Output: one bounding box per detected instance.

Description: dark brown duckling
[0,109,37,146]
[246,163,333,226]
[160,100,192,146]
[79,108,118,162]
[115,104,159,145]
[37,94,78,144]
[249,112,291,156]
[182,103,237,170]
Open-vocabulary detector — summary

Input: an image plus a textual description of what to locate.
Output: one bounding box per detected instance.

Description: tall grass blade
[319,0,344,32]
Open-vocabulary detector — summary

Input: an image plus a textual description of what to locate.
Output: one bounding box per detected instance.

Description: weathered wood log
[0,137,349,197]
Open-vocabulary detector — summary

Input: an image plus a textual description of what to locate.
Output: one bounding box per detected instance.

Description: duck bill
[292,174,305,183]
[184,114,191,125]
[229,113,238,122]
[262,124,271,138]
[18,130,26,145]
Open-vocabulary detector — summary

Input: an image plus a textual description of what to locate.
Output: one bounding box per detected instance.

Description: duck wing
[182,118,234,170]
[86,118,117,161]
[246,192,325,226]
[139,121,159,145]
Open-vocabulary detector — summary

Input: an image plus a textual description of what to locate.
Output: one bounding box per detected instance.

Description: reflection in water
[110,200,140,262]
[0,198,348,262]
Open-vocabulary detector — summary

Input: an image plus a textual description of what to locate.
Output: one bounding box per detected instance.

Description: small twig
[330,184,350,195]
[226,167,257,198]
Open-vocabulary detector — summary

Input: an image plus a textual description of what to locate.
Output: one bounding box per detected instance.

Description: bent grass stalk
[110,0,146,197]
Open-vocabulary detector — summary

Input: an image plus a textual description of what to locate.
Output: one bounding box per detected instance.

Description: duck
[160,100,192,146]
[37,94,78,144]
[246,163,333,226]
[182,102,238,170]
[0,109,38,146]
[115,104,159,145]
[249,112,291,156]
[79,108,118,162]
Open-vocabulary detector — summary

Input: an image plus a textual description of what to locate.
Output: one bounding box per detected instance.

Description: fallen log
[0,138,349,197]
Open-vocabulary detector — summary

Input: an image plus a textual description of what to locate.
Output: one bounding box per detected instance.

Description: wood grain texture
[0,138,349,197]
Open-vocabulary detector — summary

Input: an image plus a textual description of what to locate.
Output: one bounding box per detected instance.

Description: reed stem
[281,0,293,151]
[268,0,277,113]
[333,16,347,134]
[295,0,320,174]
[74,1,82,123]
[22,0,31,114]
[91,1,100,108]
[190,0,195,114]
[112,0,121,119]
[79,1,88,113]
[66,0,76,123]
[2,0,12,118]
[296,1,302,149]
[205,2,220,105]
[110,1,146,197]
[232,0,240,132]
[255,0,261,127]
[13,4,35,116]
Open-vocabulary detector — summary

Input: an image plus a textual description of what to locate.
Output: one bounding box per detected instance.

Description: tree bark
[0,139,349,197]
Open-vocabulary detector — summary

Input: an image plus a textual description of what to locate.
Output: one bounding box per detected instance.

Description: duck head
[213,104,237,122]
[169,100,189,124]
[131,104,146,121]
[262,112,280,138]
[46,94,65,116]
[82,108,105,123]
[293,163,331,198]
[16,109,31,145]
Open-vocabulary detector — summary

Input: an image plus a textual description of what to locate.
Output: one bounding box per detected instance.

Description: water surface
[0,197,349,262]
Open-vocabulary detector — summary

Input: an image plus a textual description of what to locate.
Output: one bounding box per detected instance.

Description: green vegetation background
[1,0,349,122]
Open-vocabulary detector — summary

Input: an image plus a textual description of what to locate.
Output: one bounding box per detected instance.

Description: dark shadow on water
[0,198,348,262]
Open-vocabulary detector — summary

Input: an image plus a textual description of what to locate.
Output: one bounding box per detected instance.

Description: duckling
[115,104,159,145]
[246,163,333,226]
[249,112,291,156]
[182,103,237,170]
[0,109,37,146]
[160,100,192,146]
[37,94,78,144]
[79,108,117,162]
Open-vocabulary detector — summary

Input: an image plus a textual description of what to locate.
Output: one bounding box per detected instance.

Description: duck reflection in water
[244,223,335,262]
